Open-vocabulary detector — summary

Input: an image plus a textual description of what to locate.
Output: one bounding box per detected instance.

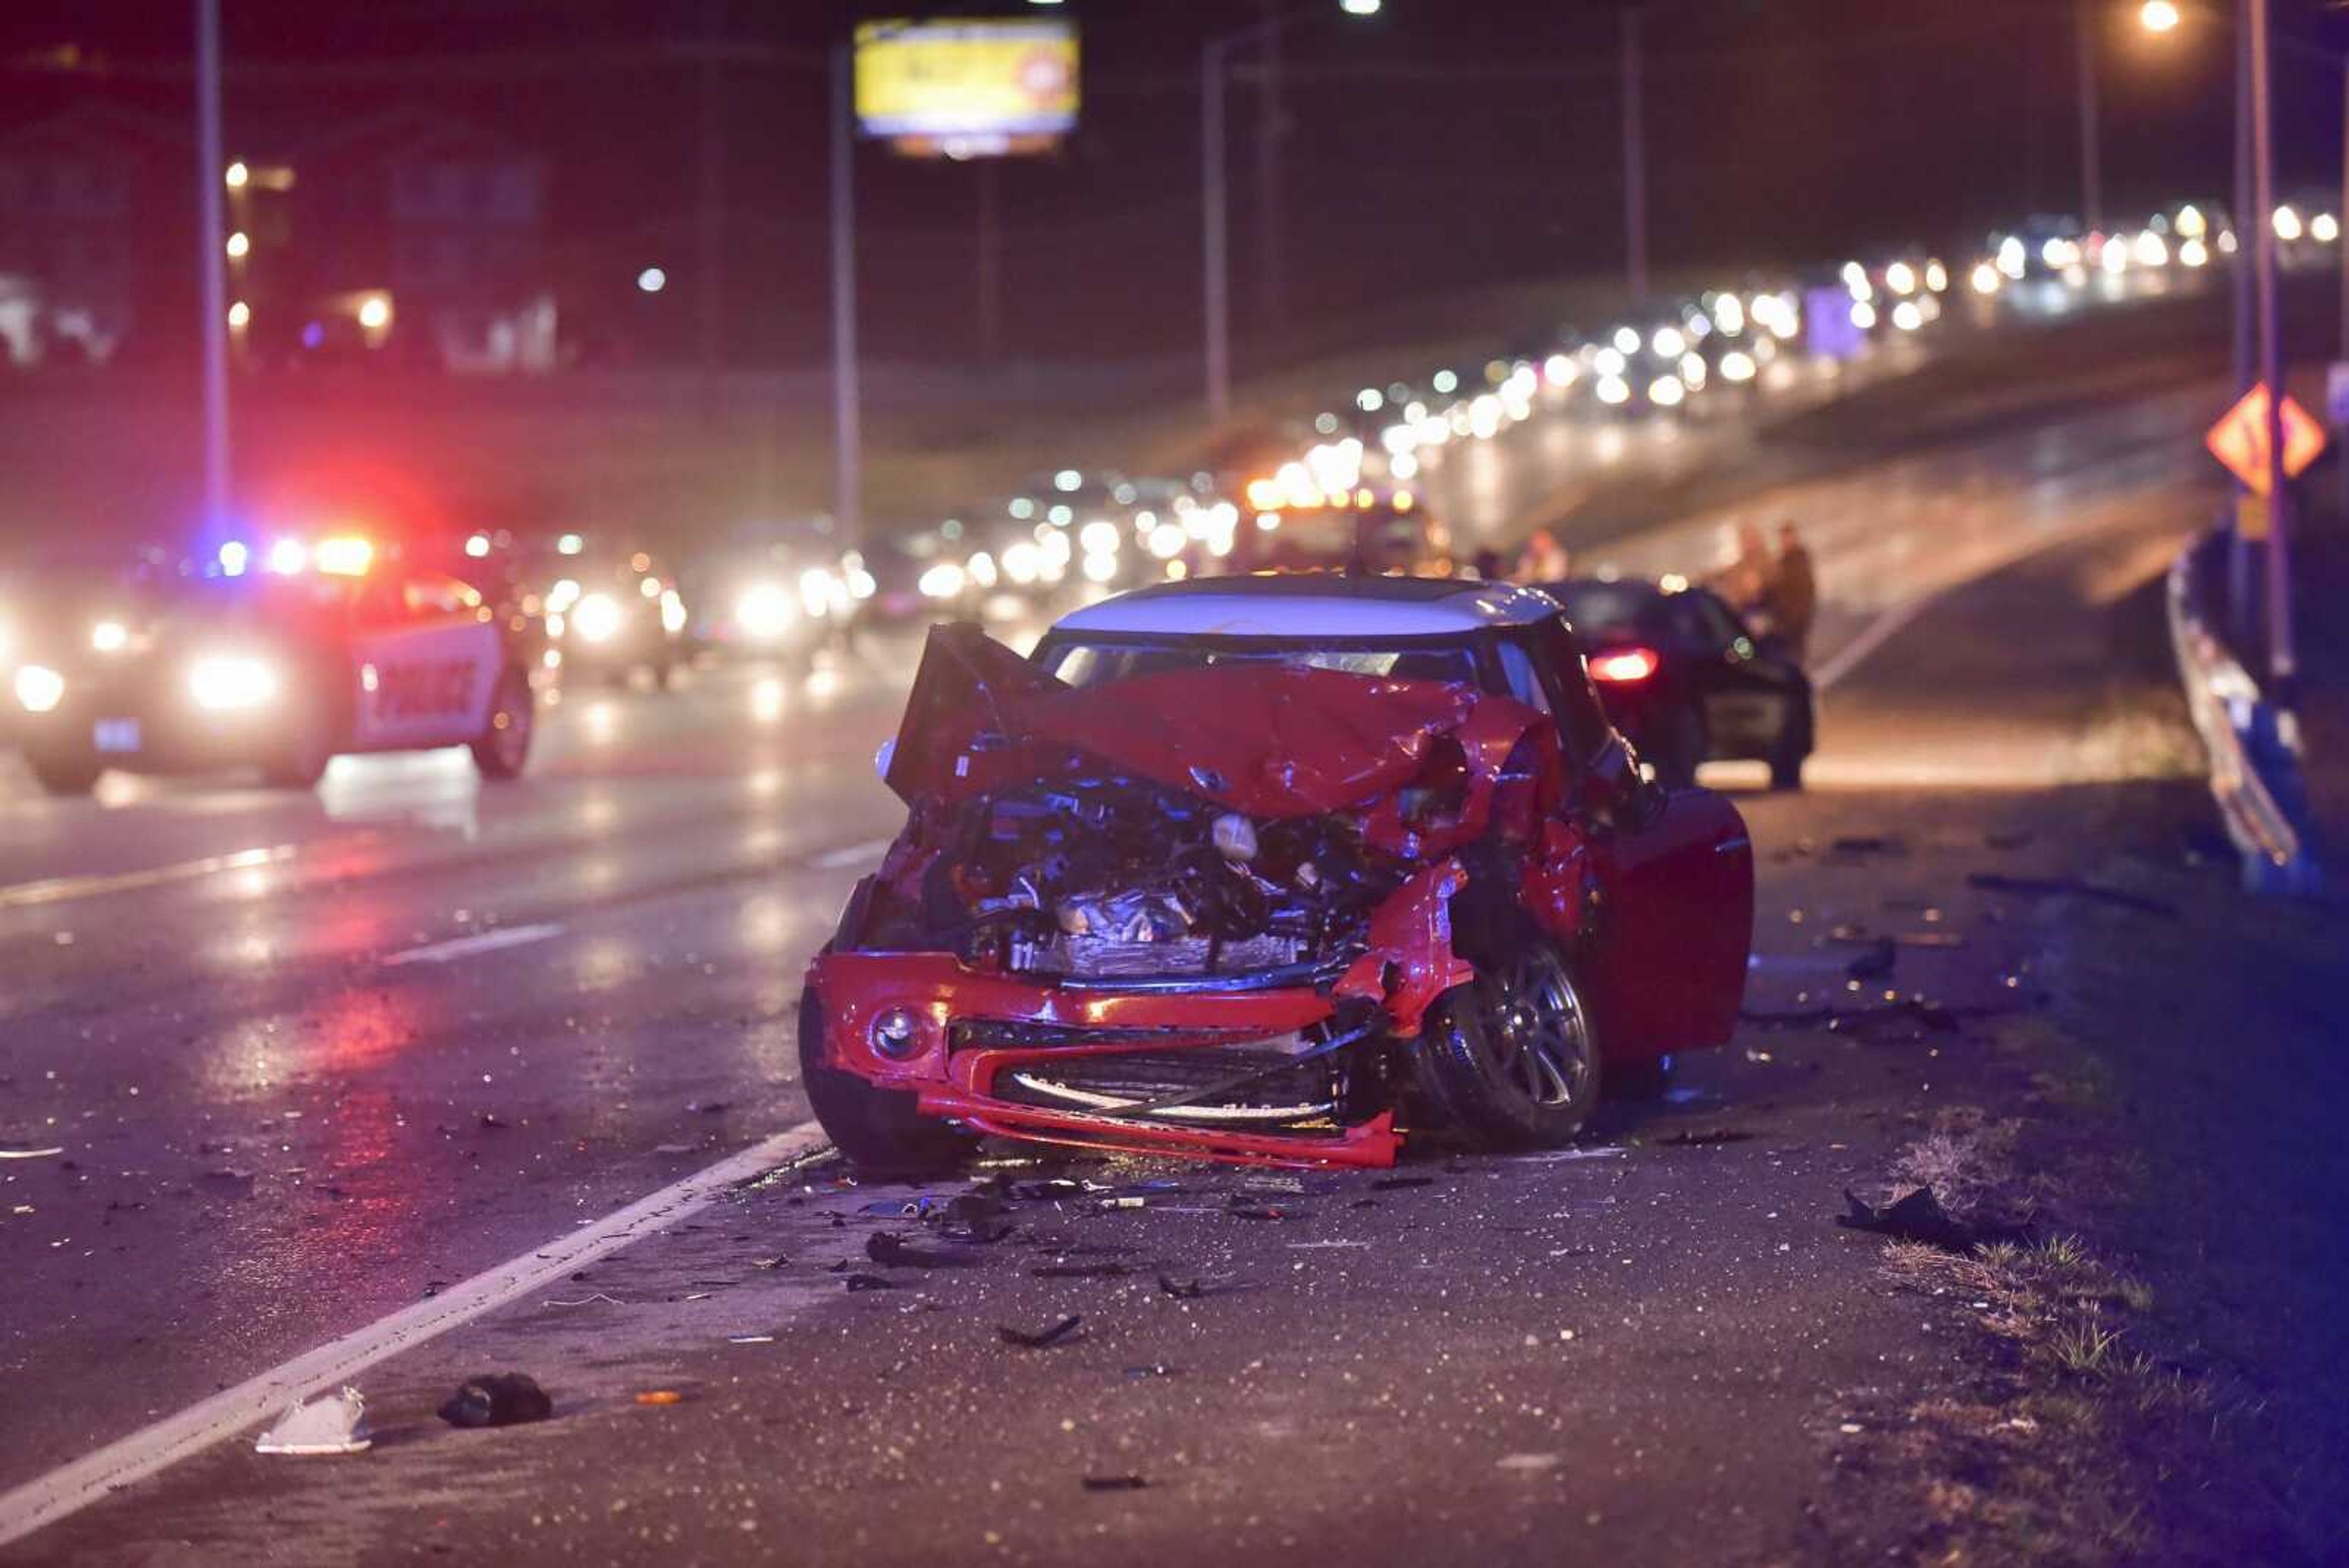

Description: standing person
[1764,521,1817,661]
[1714,520,1771,614]
[1515,529,1570,584]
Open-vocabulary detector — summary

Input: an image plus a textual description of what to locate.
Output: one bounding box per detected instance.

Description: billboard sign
[855,20,1079,152]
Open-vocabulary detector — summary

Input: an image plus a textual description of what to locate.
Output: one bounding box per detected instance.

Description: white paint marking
[0,843,299,911]
[0,1120,831,1552]
[382,922,565,967]
[812,836,894,870]
[0,1147,64,1161]
[1812,592,1944,693]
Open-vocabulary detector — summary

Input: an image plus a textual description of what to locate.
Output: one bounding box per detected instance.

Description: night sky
[4,1,2343,365]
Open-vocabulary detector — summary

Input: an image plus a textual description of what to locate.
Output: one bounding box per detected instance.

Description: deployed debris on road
[998,1313,1084,1349]
[1157,1274,1206,1299]
[254,1387,372,1456]
[1082,1474,1149,1492]
[1836,1187,2028,1254]
[436,1372,554,1429]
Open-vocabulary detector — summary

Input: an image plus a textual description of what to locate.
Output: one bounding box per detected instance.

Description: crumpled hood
[884,623,1537,820]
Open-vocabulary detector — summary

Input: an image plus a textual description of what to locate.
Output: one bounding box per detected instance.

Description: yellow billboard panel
[855,20,1079,143]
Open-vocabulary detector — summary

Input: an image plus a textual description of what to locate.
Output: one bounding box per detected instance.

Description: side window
[401,574,480,620]
[1494,641,1553,713]
[1532,619,1614,764]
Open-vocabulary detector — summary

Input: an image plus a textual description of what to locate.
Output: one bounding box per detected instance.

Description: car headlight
[572,592,623,643]
[14,664,65,714]
[660,589,687,636]
[91,619,128,653]
[188,655,278,710]
[735,583,795,640]
[918,563,966,600]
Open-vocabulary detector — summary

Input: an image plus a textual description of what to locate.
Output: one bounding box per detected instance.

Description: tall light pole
[195,0,229,542]
[1621,8,1647,306]
[1202,1,1379,425]
[2245,0,2293,694]
[2077,0,2104,231]
[829,40,861,544]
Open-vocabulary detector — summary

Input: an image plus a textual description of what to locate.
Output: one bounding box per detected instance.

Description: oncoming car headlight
[13,664,65,714]
[188,655,279,711]
[572,592,623,643]
[735,582,794,641]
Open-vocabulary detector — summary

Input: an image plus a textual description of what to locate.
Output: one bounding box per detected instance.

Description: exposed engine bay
[929,773,1403,982]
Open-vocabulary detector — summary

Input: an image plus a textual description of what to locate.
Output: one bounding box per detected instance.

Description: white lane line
[0,843,300,911]
[1813,593,1943,693]
[382,923,565,967]
[0,1119,832,1553]
[812,836,894,870]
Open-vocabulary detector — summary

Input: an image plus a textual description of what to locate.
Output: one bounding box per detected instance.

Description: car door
[1518,616,1753,1058]
[348,570,502,751]
[1670,590,1795,759]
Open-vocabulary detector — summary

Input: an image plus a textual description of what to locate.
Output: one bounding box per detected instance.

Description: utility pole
[976,159,1002,365]
[2247,0,2293,695]
[2076,0,2103,232]
[1620,7,1647,307]
[829,41,861,543]
[2232,15,2257,641]
[696,0,726,404]
[1203,34,1231,424]
[1256,2,1286,333]
[195,0,229,541]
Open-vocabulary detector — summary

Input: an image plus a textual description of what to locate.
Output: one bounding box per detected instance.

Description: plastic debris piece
[1370,1176,1434,1191]
[867,1232,960,1268]
[634,1390,685,1406]
[1843,937,1897,979]
[727,1334,777,1344]
[1157,1274,1205,1299]
[998,1314,1083,1349]
[1082,1474,1148,1492]
[0,1147,64,1161]
[1495,1452,1560,1472]
[437,1372,553,1429]
[1836,1188,2027,1254]
[1828,834,1905,856]
[1655,1129,1754,1147]
[844,1273,898,1291]
[1124,1364,1176,1379]
[255,1387,371,1455]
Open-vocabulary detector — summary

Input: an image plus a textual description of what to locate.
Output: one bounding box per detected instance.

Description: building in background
[294,108,556,373]
[0,103,187,367]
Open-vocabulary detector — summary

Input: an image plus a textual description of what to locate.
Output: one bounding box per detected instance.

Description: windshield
[1038,637,1480,690]
[1549,582,1661,642]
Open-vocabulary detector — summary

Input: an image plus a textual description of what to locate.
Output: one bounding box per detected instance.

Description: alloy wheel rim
[1484,953,1592,1110]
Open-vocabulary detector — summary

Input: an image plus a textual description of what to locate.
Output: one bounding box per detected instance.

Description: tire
[470,665,535,781]
[27,749,102,797]
[797,984,972,1177]
[1650,703,1704,791]
[1608,1053,1675,1101]
[259,710,334,790]
[1412,940,1601,1150]
[1768,700,1812,792]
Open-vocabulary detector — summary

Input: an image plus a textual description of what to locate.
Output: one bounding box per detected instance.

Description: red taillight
[1588,647,1660,683]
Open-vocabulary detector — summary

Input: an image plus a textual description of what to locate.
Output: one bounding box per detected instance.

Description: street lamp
[1201,3,1379,424]
[2140,1,2182,32]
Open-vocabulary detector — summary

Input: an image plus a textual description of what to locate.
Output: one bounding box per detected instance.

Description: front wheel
[1412,942,1601,1149]
[797,986,973,1177]
[471,666,535,781]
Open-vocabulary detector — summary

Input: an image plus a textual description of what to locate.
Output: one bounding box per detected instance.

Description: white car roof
[1048,575,1562,639]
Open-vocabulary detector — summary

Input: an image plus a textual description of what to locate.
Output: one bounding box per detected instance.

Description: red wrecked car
[800,576,1753,1171]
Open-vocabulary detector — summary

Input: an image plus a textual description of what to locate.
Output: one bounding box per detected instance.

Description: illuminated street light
[357,295,390,330]
[2139,1,2181,33]
[224,231,249,259]
[637,267,667,294]
[226,300,250,328]
[224,159,248,188]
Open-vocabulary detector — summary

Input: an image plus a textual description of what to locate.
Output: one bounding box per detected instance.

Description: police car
[7,538,540,795]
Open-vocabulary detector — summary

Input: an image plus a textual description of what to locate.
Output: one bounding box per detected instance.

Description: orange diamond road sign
[2205,384,2328,495]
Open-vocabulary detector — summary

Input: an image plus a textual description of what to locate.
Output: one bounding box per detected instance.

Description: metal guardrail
[2166,530,2323,894]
